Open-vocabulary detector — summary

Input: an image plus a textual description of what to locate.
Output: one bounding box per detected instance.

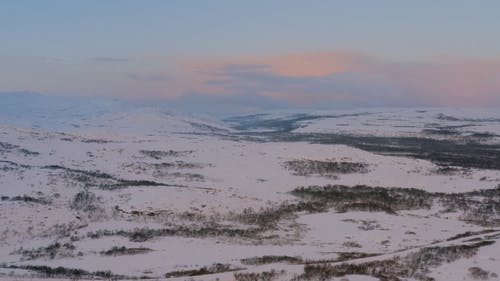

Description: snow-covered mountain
[0,92,231,135]
[75,108,232,136]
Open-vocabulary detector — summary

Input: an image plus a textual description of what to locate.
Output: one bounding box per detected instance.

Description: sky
[1,1,500,109]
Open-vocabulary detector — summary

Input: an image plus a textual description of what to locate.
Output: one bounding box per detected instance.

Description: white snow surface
[293,107,500,142]
[0,107,499,281]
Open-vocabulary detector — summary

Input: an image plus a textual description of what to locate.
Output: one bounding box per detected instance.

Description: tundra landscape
[2,2,500,280]
[1,102,500,281]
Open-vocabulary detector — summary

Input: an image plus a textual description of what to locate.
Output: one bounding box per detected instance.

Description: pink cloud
[8,52,497,107]
[375,58,500,106]
[170,52,500,107]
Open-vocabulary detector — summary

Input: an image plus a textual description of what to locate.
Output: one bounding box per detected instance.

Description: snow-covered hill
[0,92,232,135]
[1,105,500,281]
[293,108,500,140]
[79,108,232,135]
[227,108,500,143]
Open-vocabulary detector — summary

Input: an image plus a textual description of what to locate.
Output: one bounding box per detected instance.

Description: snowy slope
[1,107,500,281]
[293,108,500,141]
[76,108,232,136]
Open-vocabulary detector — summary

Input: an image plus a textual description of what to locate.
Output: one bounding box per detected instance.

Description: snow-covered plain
[1,106,500,281]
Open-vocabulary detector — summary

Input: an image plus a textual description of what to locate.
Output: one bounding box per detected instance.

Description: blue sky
[1,1,500,107]
[3,1,500,59]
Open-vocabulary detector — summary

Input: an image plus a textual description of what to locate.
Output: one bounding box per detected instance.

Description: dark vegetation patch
[113,205,173,218]
[404,241,495,280]
[87,225,264,242]
[436,113,500,123]
[337,201,396,214]
[70,190,103,213]
[234,270,284,281]
[150,162,206,181]
[241,255,302,265]
[166,172,205,181]
[303,252,381,265]
[297,240,496,281]
[102,179,177,190]
[290,184,500,226]
[113,205,220,224]
[342,241,363,248]
[446,229,498,241]
[187,121,229,133]
[12,242,76,261]
[291,185,434,214]
[164,263,238,278]
[0,142,39,156]
[100,246,153,256]
[469,132,499,140]
[109,200,322,241]
[0,160,31,169]
[140,149,192,159]
[127,161,205,171]
[3,264,124,280]
[353,220,381,231]
[300,259,404,281]
[81,138,111,144]
[294,133,500,170]
[430,165,467,176]
[239,253,380,267]
[226,114,311,132]
[42,164,185,190]
[1,195,51,205]
[18,148,40,156]
[42,164,115,188]
[421,127,463,136]
[151,161,204,169]
[468,266,496,280]
[422,128,460,136]
[234,201,326,229]
[436,113,461,121]
[0,163,17,172]
[113,202,308,237]
[422,125,499,142]
[108,184,500,242]
[225,112,372,132]
[123,161,206,181]
[233,122,500,169]
[227,112,500,170]
[283,159,368,178]
[0,141,17,152]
